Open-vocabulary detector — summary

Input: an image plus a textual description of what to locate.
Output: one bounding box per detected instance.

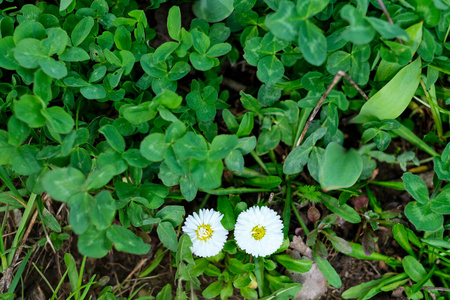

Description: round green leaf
[405,201,443,232]
[68,192,95,234]
[43,106,74,134]
[78,227,112,258]
[140,133,168,162]
[42,167,86,202]
[10,145,43,176]
[71,16,94,46]
[319,142,363,191]
[14,95,47,128]
[85,164,116,190]
[92,191,116,230]
[157,221,178,252]
[193,0,234,22]
[99,124,126,153]
[190,158,223,190]
[39,57,68,79]
[14,38,46,69]
[257,55,284,85]
[42,27,69,56]
[106,225,151,255]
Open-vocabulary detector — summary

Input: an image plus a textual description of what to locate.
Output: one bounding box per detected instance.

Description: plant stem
[282,181,292,237]
[250,151,271,175]
[291,200,309,235]
[198,193,210,210]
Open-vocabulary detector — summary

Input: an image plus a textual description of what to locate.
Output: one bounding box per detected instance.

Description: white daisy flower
[182,209,228,257]
[234,206,284,257]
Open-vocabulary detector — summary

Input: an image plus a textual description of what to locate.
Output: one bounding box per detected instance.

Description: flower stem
[254,256,265,298]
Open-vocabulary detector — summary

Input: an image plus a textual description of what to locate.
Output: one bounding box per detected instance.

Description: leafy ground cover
[1,0,450,299]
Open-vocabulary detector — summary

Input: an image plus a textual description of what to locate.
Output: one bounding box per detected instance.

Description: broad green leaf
[176,234,194,265]
[155,205,185,227]
[326,51,351,74]
[157,221,178,252]
[202,280,223,299]
[209,135,238,160]
[124,102,157,125]
[7,116,30,147]
[167,6,181,40]
[85,165,116,190]
[191,29,210,54]
[59,47,90,62]
[402,256,427,282]
[265,1,304,41]
[402,172,429,204]
[180,175,198,201]
[42,28,69,56]
[168,61,191,81]
[43,107,74,134]
[313,249,341,288]
[173,132,208,160]
[153,42,179,64]
[192,0,234,22]
[38,57,68,79]
[60,0,74,11]
[13,20,46,43]
[190,158,223,190]
[122,149,151,168]
[71,16,94,46]
[99,124,126,153]
[206,43,232,57]
[80,84,106,100]
[14,38,46,68]
[319,142,363,191]
[189,52,215,71]
[10,145,43,176]
[225,149,244,174]
[341,5,375,44]
[320,194,361,223]
[392,224,415,257]
[14,95,47,128]
[217,195,235,230]
[154,89,183,109]
[257,55,284,84]
[405,201,443,232]
[0,37,19,70]
[78,227,112,258]
[351,58,421,123]
[430,188,450,214]
[42,167,85,202]
[296,0,330,18]
[366,17,409,41]
[34,70,52,104]
[68,192,95,234]
[71,148,92,176]
[114,26,131,51]
[140,133,168,162]
[326,234,352,254]
[283,127,327,174]
[106,225,151,255]
[260,283,302,300]
[273,255,312,273]
[298,21,327,66]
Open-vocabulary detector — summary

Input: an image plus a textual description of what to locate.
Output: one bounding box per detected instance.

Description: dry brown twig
[294,71,369,148]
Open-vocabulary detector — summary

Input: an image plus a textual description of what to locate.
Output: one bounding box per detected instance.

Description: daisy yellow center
[196,224,213,242]
[251,225,266,240]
